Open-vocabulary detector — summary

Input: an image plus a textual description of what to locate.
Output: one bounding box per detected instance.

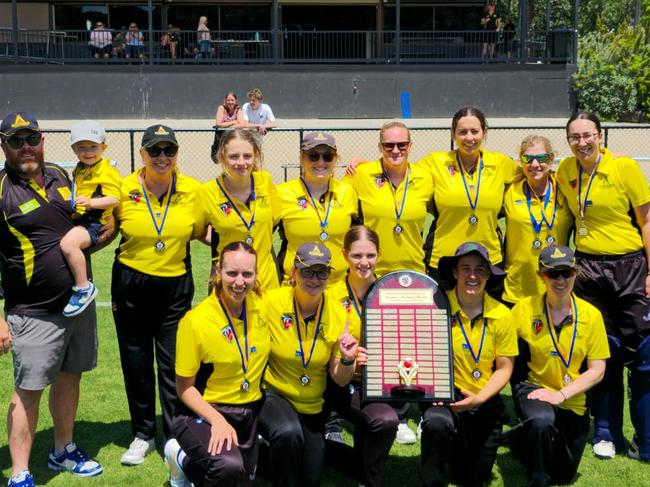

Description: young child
[60,120,121,317]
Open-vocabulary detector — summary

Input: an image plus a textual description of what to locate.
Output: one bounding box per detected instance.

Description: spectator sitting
[125,23,144,60]
[113,27,126,58]
[161,25,179,59]
[88,21,112,59]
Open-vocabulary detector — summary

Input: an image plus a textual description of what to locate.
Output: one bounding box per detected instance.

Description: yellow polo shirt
[556,148,650,255]
[272,178,357,284]
[502,176,573,304]
[344,160,434,276]
[418,150,518,268]
[116,169,201,277]
[512,294,610,415]
[195,171,279,290]
[176,291,270,404]
[71,157,121,224]
[447,290,518,396]
[262,286,348,414]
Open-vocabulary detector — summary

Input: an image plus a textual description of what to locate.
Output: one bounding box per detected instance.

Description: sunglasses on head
[299,267,331,280]
[307,152,334,163]
[521,153,552,164]
[145,145,178,157]
[544,269,576,279]
[381,141,410,151]
[6,133,42,150]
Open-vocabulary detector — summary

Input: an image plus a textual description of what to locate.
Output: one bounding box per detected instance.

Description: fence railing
[33,125,650,185]
[0,28,576,64]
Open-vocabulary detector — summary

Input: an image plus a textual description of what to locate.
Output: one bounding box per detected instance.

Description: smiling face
[567,118,602,166]
[292,264,330,297]
[72,141,106,166]
[344,238,378,281]
[217,249,257,306]
[300,146,336,183]
[379,126,411,170]
[453,254,489,297]
[224,94,237,111]
[521,141,552,188]
[141,142,178,177]
[453,116,485,160]
[540,269,576,301]
[1,129,45,179]
[221,138,255,179]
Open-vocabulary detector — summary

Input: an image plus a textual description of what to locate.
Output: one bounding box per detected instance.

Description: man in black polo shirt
[0,112,104,487]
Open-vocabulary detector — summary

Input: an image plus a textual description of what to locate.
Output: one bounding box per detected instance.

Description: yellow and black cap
[294,242,332,269]
[141,124,178,148]
[539,245,577,272]
[0,112,40,142]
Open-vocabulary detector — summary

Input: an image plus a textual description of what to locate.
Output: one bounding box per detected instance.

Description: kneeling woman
[510,246,608,487]
[420,242,517,487]
[259,242,358,487]
[168,241,270,487]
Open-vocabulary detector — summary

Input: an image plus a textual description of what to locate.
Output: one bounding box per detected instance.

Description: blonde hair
[198,16,208,26]
[217,128,263,172]
[379,121,411,143]
[518,134,556,160]
[247,88,263,101]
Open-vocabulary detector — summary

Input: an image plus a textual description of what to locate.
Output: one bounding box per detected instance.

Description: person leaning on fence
[555,111,650,462]
[88,21,112,59]
[165,241,271,487]
[111,124,202,467]
[419,242,516,487]
[241,89,277,147]
[0,112,111,487]
[509,245,609,487]
[210,92,243,163]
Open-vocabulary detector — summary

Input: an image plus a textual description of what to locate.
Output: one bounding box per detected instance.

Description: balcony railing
[0,28,576,65]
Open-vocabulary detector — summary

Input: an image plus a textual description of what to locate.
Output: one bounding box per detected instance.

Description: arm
[75,195,119,210]
[450,356,514,412]
[527,359,606,405]
[634,202,650,297]
[329,330,359,387]
[176,375,239,454]
[0,315,12,355]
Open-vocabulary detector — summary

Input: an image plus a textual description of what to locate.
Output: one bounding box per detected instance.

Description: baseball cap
[0,112,40,141]
[437,242,505,289]
[301,132,337,152]
[141,125,178,148]
[294,242,332,269]
[538,245,577,272]
[70,120,106,145]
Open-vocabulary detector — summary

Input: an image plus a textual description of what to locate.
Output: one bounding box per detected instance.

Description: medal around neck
[155,239,165,252]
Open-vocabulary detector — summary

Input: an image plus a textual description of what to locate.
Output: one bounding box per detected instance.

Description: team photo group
[0,105,648,487]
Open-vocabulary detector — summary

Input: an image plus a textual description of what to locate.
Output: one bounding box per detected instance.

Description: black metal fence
[0,28,576,65]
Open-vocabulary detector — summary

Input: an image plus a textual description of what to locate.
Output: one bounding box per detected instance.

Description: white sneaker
[395,423,417,444]
[121,437,155,465]
[164,439,192,487]
[592,440,616,459]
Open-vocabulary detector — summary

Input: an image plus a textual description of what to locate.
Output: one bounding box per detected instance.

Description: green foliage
[574,25,650,120]
[578,0,637,34]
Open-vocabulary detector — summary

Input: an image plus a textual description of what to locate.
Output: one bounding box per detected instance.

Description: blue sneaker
[63,282,98,317]
[47,442,103,477]
[7,470,35,487]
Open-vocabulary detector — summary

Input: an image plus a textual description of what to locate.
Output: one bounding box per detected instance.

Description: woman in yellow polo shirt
[502,135,572,305]
[509,245,608,486]
[419,242,517,486]
[557,111,650,461]
[418,107,519,296]
[258,242,358,487]
[344,121,434,276]
[112,125,201,466]
[165,241,270,487]
[273,132,358,284]
[195,128,279,291]
[326,225,398,487]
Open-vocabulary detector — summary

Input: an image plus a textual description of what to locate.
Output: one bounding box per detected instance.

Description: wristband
[559,390,567,401]
[340,357,355,366]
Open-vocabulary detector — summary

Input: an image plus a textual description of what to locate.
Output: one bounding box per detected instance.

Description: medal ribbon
[293,295,324,371]
[139,172,176,241]
[543,295,579,371]
[345,277,363,320]
[525,180,557,235]
[456,313,487,367]
[577,159,599,223]
[70,162,82,211]
[215,175,257,234]
[456,153,483,213]
[217,295,250,374]
[299,177,332,233]
[382,164,410,223]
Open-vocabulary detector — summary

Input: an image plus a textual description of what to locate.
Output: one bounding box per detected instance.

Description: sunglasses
[381,141,410,151]
[307,152,334,163]
[544,269,576,279]
[521,153,552,164]
[145,145,178,157]
[299,267,331,280]
[6,133,42,150]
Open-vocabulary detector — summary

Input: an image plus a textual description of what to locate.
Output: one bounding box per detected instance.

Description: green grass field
[1,239,648,486]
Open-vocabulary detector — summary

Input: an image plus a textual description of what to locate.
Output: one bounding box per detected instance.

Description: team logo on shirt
[221,325,234,342]
[128,190,142,203]
[297,197,308,210]
[450,316,458,327]
[281,314,293,329]
[532,319,543,334]
[374,176,385,188]
[220,202,231,215]
[447,164,457,176]
[340,297,351,313]
[569,179,578,189]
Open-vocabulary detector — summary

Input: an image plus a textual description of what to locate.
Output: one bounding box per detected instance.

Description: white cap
[70,120,106,145]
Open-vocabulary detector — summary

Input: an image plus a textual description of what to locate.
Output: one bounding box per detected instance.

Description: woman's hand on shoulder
[208,414,239,455]
[345,156,368,176]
